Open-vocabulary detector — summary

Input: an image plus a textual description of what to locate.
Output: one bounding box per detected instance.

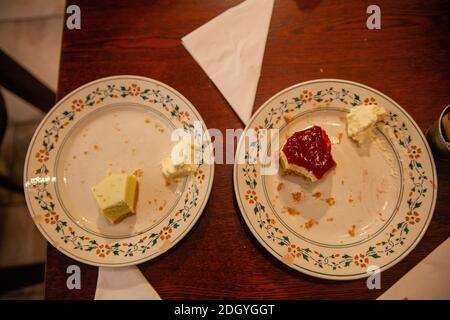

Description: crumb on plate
[348,225,356,237]
[326,197,336,206]
[286,207,300,216]
[284,115,293,123]
[304,219,318,230]
[292,192,302,202]
[313,191,322,199]
[132,169,143,178]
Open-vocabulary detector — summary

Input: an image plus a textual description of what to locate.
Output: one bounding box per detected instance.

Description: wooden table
[45,0,450,299]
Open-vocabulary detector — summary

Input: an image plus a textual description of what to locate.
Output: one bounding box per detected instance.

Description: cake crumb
[277,182,284,191]
[326,217,334,222]
[326,197,336,206]
[83,151,88,155]
[338,132,343,143]
[93,144,100,151]
[292,192,302,202]
[165,180,171,187]
[72,155,77,160]
[132,169,143,178]
[158,200,167,211]
[121,169,126,174]
[144,117,151,124]
[320,68,324,73]
[348,225,357,237]
[286,207,300,216]
[313,191,322,199]
[304,219,318,230]
[283,115,293,123]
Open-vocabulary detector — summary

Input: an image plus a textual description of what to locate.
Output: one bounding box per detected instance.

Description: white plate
[24,76,214,267]
[234,79,437,280]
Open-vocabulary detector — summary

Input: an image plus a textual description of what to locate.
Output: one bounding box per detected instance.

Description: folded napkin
[378,237,450,300]
[95,266,161,300]
[182,0,274,124]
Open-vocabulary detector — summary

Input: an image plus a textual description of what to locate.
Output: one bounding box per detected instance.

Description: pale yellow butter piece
[91,174,137,224]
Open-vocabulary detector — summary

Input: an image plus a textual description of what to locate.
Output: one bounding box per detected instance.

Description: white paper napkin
[95,266,161,300]
[182,0,274,124]
[378,237,450,300]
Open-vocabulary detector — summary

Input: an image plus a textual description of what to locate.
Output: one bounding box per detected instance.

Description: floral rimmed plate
[24,76,214,267]
[234,79,437,280]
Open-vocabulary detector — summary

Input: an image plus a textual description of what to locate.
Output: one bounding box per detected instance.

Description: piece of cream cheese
[347,104,387,144]
[91,174,137,224]
[161,139,197,180]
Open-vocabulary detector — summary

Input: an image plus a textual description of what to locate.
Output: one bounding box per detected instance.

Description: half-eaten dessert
[280,126,336,182]
[91,173,138,224]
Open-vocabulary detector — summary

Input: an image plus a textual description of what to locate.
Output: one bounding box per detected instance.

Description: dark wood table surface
[45,0,450,299]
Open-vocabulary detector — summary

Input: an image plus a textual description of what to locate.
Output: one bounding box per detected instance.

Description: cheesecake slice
[91,174,138,224]
[280,126,336,181]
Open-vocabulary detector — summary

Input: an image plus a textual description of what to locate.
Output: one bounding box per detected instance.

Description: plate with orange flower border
[24,75,214,267]
[234,79,437,280]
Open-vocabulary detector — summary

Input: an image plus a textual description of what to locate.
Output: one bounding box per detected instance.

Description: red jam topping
[282,126,336,179]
